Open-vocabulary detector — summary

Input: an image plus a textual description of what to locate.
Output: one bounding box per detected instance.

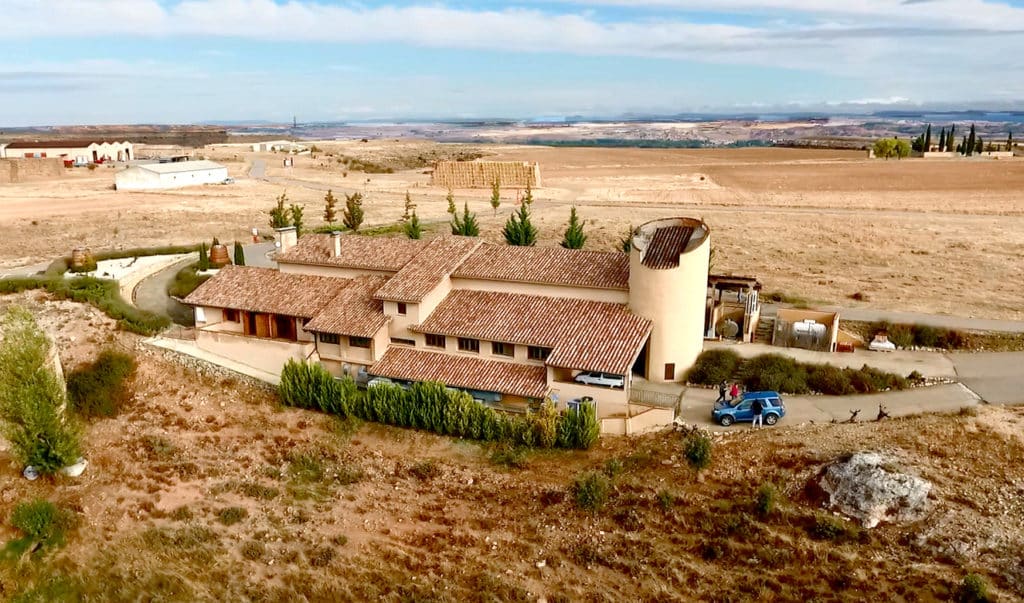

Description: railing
[629,387,682,408]
[163,325,196,341]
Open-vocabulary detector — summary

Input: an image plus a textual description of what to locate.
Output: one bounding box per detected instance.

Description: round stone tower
[628,217,711,382]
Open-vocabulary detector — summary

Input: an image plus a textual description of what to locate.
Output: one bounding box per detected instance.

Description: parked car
[366,377,394,389]
[221,177,235,185]
[712,391,786,427]
[574,371,625,388]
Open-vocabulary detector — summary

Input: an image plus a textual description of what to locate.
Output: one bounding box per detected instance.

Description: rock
[61,457,88,477]
[536,560,546,569]
[816,452,932,528]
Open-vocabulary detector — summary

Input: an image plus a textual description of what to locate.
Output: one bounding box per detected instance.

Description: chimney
[274,226,297,254]
[331,231,342,257]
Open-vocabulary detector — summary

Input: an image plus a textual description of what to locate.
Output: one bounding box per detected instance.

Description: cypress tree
[342,192,364,231]
[522,181,534,205]
[960,135,968,155]
[402,191,415,222]
[446,189,456,214]
[947,126,955,153]
[450,202,479,236]
[560,206,587,250]
[323,189,338,224]
[490,179,501,216]
[938,127,946,152]
[233,241,245,266]
[966,124,976,157]
[404,209,422,240]
[1008,131,1013,151]
[289,203,304,236]
[924,124,932,152]
[198,242,210,271]
[976,137,984,154]
[503,203,537,246]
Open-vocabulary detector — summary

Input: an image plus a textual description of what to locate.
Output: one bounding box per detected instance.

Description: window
[223,309,240,323]
[349,336,372,349]
[458,338,480,353]
[491,341,514,357]
[397,302,407,316]
[319,332,340,345]
[391,337,415,346]
[425,334,446,348]
[527,346,552,361]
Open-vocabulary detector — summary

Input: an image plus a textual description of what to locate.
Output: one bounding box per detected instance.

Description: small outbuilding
[115,160,229,190]
[0,139,133,163]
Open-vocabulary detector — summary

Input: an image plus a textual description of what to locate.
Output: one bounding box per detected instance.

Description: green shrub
[940,329,968,350]
[806,364,853,395]
[409,459,441,481]
[241,541,265,561]
[809,513,859,541]
[555,402,600,450]
[66,350,137,418]
[603,458,624,479]
[490,446,529,469]
[740,354,809,393]
[686,349,742,385]
[217,507,247,526]
[656,490,675,510]
[0,307,82,475]
[911,324,941,348]
[886,324,914,349]
[683,430,713,472]
[955,573,991,603]
[754,483,777,518]
[166,263,211,299]
[848,364,907,393]
[571,471,611,512]
[6,499,76,557]
[278,360,349,416]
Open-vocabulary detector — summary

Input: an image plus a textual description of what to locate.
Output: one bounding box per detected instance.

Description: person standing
[751,396,764,429]
[729,382,740,402]
[716,380,728,403]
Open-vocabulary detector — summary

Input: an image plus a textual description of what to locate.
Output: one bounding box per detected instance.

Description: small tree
[342,192,364,231]
[976,137,984,154]
[560,206,587,249]
[404,209,422,240]
[198,242,210,271]
[923,123,932,151]
[269,192,291,228]
[323,189,338,224]
[451,202,480,236]
[522,181,534,205]
[446,189,456,214]
[894,139,911,159]
[1008,131,1014,151]
[489,179,501,216]
[683,429,713,477]
[966,124,976,157]
[503,203,537,246]
[0,307,81,476]
[289,203,304,236]
[402,191,416,222]
[233,241,245,266]
[938,127,946,152]
[873,138,895,159]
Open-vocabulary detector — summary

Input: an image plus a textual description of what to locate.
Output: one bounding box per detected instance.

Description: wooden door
[664,363,675,380]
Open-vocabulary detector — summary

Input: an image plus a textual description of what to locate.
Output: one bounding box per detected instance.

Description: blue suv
[712,391,786,427]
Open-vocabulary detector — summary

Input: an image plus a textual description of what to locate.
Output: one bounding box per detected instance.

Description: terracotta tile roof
[370,347,549,399]
[451,244,629,290]
[374,236,482,303]
[276,234,428,272]
[413,290,651,375]
[183,265,341,318]
[642,226,695,269]
[304,276,390,337]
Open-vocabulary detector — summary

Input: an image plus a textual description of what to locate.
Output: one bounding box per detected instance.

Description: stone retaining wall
[0,158,64,183]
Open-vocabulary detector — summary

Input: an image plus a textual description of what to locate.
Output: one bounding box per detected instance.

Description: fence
[629,387,682,408]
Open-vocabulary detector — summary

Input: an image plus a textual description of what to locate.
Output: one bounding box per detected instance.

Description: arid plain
[1,142,1022,320]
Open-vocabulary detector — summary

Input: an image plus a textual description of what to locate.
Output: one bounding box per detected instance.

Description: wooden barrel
[209,244,230,267]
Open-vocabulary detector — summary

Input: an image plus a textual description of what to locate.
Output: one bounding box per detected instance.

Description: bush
[955,573,991,603]
[740,354,809,394]
[0,307,82,475]
[555,402,600,450]
[166,263,211,299]
[806,364,854,395]
[66,349,137,418]
[848,364,908,393]
[809,514,859,542]
[409,459,441,481]
[754,483,777,518]
[217,507,247,526]
[6,500,76,557]
[571,471,611,512]
[683,430,713,472]
[490,446,529,469]
[278,360,349,416]
[686,349,742,385]
[911,324,941,348]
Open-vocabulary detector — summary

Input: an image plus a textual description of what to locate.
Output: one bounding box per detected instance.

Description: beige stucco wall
[2,142,133,161]
[547,378,629,419]
[628,218,711,383]
[195,330,314,375]
[451,276,628,303]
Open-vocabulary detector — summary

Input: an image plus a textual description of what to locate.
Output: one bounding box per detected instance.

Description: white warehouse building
[115,160,229,191]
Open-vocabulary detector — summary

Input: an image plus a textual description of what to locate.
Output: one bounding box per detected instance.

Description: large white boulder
[816,452,932,528]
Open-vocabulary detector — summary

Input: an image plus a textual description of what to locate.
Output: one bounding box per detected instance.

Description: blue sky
[3,0,1024,125]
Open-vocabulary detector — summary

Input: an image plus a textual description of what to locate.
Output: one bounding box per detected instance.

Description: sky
[3,0,1024,125]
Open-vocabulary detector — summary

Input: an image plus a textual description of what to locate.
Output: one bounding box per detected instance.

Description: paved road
[243,242,277,268]
[677,382,981,431]
[134,256,197,326]
[0,260,51,279]
[951,352,1024,405]
[762,303,1024,334]
[249,158,266,179]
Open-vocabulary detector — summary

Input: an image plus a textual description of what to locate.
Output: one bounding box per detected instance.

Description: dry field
[1,141,1023,320]
[1,294,1022,601]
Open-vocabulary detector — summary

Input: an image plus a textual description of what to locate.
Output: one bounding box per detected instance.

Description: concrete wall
[195,329,314,375]
[628,218,711,382]
[0,158,64,183]
[115,166,228,190]
[600,405,674,436]
[431,161,541,188]
[547,376,629,419]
